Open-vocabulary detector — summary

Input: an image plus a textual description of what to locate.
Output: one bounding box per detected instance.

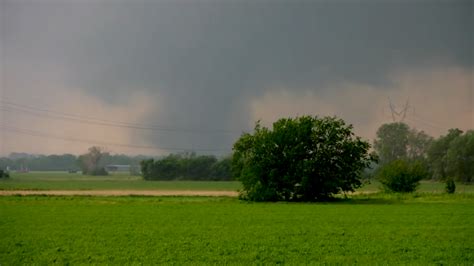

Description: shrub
[87,167,108,176]
[232,116,375,201]
[445,178,456,194]
[377,159,428,193]
[0,170,9,179]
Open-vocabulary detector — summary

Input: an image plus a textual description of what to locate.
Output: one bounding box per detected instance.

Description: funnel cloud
[0,0,472,156]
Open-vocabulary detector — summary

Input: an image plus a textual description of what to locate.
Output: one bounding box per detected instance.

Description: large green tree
[407,129,433,161]
[374,123,410,164]
[427,128,463,180]
[374,123,432,165]
[446,130,474,183]
[232,116,375,201]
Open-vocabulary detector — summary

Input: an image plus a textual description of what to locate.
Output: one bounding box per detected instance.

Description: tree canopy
[374,123,473,184]
[232,116,375,201]
[0,152,146,172]
[140,153,232,181]
[427,128,463,180]
[445,130,474,183]
[374,122,432,165]
[78,146,109,176]
[374,123,410,164]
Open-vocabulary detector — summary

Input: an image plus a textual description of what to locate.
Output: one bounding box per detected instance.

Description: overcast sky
[0,0,472,156]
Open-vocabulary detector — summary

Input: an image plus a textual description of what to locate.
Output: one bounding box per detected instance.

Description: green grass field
[1,172,473,264]
[1,171,473,194]
[1,194,473,264]
[358,179,474,194]
[0,172,241,191]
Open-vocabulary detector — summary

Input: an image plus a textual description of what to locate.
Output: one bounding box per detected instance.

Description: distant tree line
[0,150,147,173]
[0,148,232,180]
[0,154,78,171]
[140,153,232,181]
[373,122,473,192]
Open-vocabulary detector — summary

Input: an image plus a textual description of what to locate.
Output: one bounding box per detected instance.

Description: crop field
[1,194,473,264]
[1,172,473,264]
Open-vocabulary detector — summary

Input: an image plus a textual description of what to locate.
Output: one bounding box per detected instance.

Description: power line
[0,99,249,134]
[0,105,188,134]
[382,113,446,132]
[408,114,445,130]
[0,124,231,153]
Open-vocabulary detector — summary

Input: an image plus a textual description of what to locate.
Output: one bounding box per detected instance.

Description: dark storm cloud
[2,0,472,154]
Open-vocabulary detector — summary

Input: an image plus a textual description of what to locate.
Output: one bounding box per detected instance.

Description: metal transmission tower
[388,98,410,122]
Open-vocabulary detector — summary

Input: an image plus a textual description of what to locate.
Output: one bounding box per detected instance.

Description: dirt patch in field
[0,190,239,197]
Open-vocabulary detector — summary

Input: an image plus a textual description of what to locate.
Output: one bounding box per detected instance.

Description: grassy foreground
[1,194,473,264]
